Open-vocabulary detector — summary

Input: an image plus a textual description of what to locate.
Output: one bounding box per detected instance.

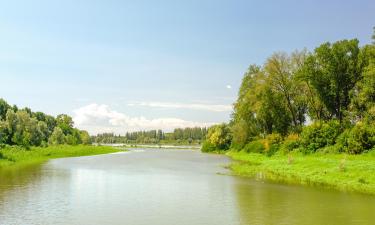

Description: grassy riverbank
[0,145,119,169]
[227,151,375,195]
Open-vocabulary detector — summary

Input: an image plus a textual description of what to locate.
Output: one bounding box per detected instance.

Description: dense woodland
[0,99,91,148]
[93,127,207,145]
[203,29,375,155]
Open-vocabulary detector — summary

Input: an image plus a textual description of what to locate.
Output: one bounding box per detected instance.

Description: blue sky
[0,0,374,134]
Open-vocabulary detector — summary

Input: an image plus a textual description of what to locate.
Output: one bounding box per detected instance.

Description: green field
[0,145,119,169]
[227,150,375,195]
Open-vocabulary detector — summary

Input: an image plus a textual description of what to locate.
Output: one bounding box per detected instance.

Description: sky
[0,0,374,134]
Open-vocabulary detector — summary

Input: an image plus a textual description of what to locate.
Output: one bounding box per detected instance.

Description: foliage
[301,39,366,122]
[299,120,342,153]
[201,141,217,153]
[279,134,300,153]
[201,124,231,152]
[242,140,265,153]
[336,122,375,154]
[0,99,90,148]
[93,127,207,145]
[350,44,375,122]
[48,127,66,145]
[225,31,375,155]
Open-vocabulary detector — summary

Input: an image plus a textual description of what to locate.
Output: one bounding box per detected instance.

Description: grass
[0,145,120,170]
[226,150,375,195]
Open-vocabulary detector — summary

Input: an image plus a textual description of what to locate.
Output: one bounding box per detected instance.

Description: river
[1,149,375,225]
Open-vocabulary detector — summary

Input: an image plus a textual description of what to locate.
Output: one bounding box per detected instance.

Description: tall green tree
[302,39,366,122]
[265,51,307,128]
[350,44,375,121]
[0,120,8,144]
[56,114,74,135]
[202,123,232,152]
[48,127,66,145]
[0,99,11,120]
[5,110,44,147]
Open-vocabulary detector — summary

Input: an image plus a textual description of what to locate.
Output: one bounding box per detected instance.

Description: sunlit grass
[0,145,120,169]
[227,150,375,194]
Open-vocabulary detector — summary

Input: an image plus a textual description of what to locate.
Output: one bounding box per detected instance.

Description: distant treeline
[93,127,208,145]
[0,99,91,148]
[203,28,375,154]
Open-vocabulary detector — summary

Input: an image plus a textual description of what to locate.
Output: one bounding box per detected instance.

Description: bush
[261,133,282,156]
[202,123,232,152]
[280,134,300,153]
[300,120,342,153]
[201,141,217,153]
[264,133,283,146]
[336,122,375,154]
[266,144,280,156]
[242,140,265,153]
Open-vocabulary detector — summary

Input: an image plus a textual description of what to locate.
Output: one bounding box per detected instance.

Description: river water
[1,149,375,225]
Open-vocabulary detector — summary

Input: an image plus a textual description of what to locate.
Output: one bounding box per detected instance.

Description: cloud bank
[127,101,232,112]
[73,104,215,135]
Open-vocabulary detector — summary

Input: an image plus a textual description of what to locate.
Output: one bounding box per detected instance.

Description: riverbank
[0,145,120,169]
[227,151,375,195]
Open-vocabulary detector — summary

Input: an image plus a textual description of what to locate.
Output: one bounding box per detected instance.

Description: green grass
[227,150,375,195]
[0,145,120,169]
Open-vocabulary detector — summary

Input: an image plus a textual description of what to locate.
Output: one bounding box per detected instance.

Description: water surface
[1,149,374,225]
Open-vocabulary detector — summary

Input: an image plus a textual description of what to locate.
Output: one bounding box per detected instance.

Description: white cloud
[226,85,232,89]
[127,101,232,112]
[73,104,215,135]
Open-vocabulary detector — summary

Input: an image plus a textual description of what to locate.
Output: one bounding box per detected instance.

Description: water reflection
[234,177,375,225]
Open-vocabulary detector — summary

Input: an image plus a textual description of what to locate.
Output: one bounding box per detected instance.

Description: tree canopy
[203,31,375,154]
[0,99,91,148]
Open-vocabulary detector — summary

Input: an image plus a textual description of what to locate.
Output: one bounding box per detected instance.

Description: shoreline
[226,151,375,195]
[0,145,120,170]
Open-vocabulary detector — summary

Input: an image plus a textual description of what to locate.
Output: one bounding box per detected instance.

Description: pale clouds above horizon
[73,104,216,135]
[127,101,232,112]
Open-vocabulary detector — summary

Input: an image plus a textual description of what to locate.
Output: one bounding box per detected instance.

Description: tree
[0,98,10,120]
[202,124,232,152]
[302,39,365,123]
[5,110,44,147]
[232,63,292,146]
[265,51,307,128]
[0,120,8,144]
[56,114,74,135]
[80,130,91,145]
[350,44,375,121]
[48,127,66,145]
[232,65,264,146]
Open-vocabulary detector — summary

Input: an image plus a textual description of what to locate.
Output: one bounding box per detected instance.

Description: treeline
[203,29,375,155]
[0,99,91,148]
[93,127,207,145]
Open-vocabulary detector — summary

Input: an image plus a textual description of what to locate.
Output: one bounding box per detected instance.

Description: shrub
[261,133,282,156]
[266,144,280,156]
[201,141,217,153]
[264,133,283,146]
[336,122,375,154]
[280,134,300,153]
[300,120,342,153]
[242,140,265,153]
[202,123,232,152]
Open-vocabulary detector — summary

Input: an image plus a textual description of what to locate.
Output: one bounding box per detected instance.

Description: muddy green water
[1,149,375,225]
